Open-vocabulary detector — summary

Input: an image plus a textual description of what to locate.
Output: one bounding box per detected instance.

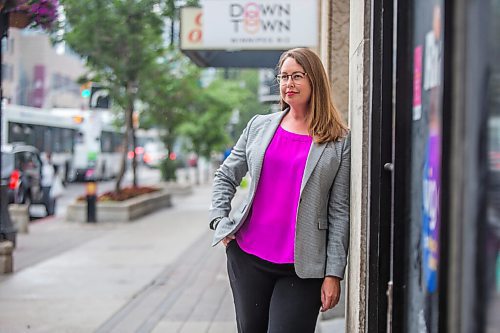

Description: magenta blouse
[236,125,312,263]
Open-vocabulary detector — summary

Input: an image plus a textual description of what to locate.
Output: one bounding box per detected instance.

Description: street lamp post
[0,10,17,246]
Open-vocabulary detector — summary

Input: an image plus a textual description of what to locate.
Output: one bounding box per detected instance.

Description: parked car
[1,144,47,214]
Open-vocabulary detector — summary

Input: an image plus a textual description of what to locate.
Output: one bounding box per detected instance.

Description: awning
[181,50,284,69]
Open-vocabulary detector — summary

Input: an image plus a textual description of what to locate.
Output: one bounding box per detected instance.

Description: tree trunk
[169,0,175,46]
[130,106,138,187]
[165,128,174,160]
[115,82,138,192]
[115,107,131,193]
[166,142,173,159]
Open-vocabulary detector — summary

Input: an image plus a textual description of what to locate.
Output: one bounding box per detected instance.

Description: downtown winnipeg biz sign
[182,0,318,50]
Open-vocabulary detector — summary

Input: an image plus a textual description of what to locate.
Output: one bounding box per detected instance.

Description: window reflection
[484,1,500,330]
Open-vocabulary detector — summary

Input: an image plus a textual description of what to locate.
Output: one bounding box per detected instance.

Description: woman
[209,48,350,333]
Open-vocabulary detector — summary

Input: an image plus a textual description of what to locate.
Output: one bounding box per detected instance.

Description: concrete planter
[162,181,193,196]
[66,189,172,223]
[8,204,29,234]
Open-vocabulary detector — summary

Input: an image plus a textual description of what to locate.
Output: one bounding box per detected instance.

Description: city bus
[1,105,123,182]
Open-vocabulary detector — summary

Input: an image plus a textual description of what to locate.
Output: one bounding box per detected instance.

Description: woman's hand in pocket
[222,235,235,247]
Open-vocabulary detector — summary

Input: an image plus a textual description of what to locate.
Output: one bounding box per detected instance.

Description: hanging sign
[201,0,318,50]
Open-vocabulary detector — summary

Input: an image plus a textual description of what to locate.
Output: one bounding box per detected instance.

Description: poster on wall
[421,3,443,296]
[408,1,444,332]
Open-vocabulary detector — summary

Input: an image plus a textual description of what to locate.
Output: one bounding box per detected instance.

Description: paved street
[0,177,344,332]
[1,184,238,333]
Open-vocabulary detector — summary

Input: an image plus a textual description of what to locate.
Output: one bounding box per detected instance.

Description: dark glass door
[481,1,500,331]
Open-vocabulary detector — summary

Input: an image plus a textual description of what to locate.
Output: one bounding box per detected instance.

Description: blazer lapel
[253,111,288,187]
[300,141,327,195]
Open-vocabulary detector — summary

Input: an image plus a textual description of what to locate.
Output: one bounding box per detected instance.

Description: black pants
[42,186,56,216]
[226,240,323,333]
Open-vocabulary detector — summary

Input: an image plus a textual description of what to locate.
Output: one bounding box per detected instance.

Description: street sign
[89,86,110,109]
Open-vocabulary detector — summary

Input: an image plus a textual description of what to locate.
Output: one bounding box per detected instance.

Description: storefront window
[408,1,444,331]
[483,1,500,330]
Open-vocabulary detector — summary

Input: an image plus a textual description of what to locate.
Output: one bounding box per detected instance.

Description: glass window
[14,152,25,170]
[1,64,12,81]
[62,129,74,153]
[406,1,444,332]
[114,133,124,152]
[1,37,7,53]
[52,128,62,153]
[34,125,45,151]
[1,153,14,177]
[23,125,35,147]
[101,131,113,153]
[8,122,23,143]
[43,129,52,153]
[483,1,500,330]
[75,131,84,144]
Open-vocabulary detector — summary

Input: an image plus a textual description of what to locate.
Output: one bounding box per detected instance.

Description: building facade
[318,0,500,332]
[2,28,86,109]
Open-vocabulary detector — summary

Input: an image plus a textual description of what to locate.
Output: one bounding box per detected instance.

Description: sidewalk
[0,184,345,333]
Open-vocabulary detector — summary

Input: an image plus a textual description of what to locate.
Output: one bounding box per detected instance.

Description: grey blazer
[209,110,350,279]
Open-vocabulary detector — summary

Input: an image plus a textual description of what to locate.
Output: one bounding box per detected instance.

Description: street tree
[229,70,269,141]
[178,73,254,160]
[139,50,201,156]
[60,0,165,192]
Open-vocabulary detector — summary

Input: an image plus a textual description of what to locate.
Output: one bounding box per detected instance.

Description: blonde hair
[277,48,348,143]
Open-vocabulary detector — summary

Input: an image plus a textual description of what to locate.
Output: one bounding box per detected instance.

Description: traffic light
[80,82,91,98]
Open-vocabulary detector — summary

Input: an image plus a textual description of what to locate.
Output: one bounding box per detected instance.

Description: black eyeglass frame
[275,71,308,84]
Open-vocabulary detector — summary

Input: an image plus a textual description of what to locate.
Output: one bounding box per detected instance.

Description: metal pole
[86,181,96,223]
[0,11,16,246]
[0,10,4,186]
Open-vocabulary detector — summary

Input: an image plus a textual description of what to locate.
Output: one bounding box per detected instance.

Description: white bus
[1,105,123,182]
[65,108,123,181]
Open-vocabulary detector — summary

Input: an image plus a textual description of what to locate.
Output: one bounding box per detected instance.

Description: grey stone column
[318,0,371,331]
[346,0,371,332]
[318,0,350,122]
[318,0,372,330]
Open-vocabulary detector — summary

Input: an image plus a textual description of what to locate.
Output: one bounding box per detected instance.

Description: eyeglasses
[276,72,307,84]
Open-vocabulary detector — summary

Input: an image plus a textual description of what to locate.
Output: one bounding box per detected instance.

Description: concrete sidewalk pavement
[0,183,345,333]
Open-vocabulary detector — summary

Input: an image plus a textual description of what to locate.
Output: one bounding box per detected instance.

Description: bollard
[0,241,13,274]
[86,181,97,223]
[8,204,29,234]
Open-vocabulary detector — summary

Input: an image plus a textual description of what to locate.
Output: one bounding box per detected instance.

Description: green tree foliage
[230,70,270,141]
[61,0,266,188]
[178,70,264,159]
[138,50,200,155]
[162,0,199,46]
[139,58,266,166]
[60,0,165,191]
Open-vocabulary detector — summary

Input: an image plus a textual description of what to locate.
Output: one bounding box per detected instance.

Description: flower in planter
[76,186,161,202]
[2,0,59,30]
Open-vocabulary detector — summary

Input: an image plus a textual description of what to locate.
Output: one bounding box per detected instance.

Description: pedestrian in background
[41,152,56,216]
[49,164,64,214]
[209,48,351,333]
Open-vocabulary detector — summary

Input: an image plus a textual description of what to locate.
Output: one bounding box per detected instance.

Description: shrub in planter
[77,186,160,202]
[160,158,178,182]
